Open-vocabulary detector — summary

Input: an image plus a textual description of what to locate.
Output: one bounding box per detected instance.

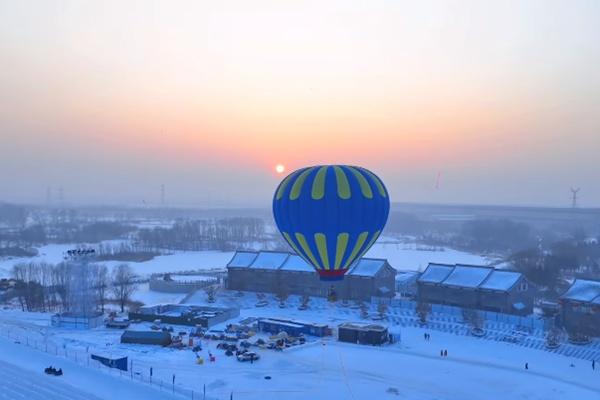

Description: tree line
[10,262,138,314]
[137,217,266,251]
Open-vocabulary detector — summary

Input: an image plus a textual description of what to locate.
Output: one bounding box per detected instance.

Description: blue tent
[91,354,128,371]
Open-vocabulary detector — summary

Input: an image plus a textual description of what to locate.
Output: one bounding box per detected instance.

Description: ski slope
[0,359,102,400]
[0,336,183,400]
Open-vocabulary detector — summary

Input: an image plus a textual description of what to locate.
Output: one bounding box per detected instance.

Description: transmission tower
[570,187,580,208]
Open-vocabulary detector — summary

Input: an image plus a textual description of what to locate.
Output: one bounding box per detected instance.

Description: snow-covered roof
[348,258,388,277]
[227,250,393,277]
[560,279,600,303]
[338,322,387,332]
[418,263,454,284]
[395,271,419,284]
[280,255,314,272]
[442,265,492,288]
[259,318,304,328]
[479,270,522,292]
[227,251,258,268]
[249,251,289,270]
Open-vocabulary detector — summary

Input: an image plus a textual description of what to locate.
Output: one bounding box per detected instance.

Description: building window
[518,281,528,292]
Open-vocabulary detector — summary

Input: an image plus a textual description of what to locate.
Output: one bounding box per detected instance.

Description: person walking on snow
[593,360,595,370]
[444,349,447,357]
[440,350,444,357]
[525,363,529,370]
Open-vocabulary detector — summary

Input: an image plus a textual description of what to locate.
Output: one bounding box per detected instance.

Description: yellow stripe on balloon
[334,233,349,270]
[295,232,321,269]
[283,232,302,255]
[311,166,328,200]
[359,167,387,197]
[347,166,373,199]
[343,231,369,268]
[290,167,315,200]
[314,233,330,270]
[276,170,301,200]
[333,166,351,199]
[353,231,381,265]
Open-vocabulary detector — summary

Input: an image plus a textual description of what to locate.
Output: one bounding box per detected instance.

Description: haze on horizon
[1,0,599,208]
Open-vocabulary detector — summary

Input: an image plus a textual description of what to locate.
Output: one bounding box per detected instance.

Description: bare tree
[360,302,369,319]
[416,300,431,325]
[111,264,138,312]
[377,301,388,318]
[462,308,484,330]
[92,264,109,312]
[52,262,71,312]
[276,286,289,305]
[205,284,218,303]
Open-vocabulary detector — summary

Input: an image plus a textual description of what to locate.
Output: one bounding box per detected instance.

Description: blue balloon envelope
[273,165,390,280]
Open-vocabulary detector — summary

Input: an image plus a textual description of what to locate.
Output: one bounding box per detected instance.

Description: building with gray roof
[559,279,600,336]
[417,263,533,315]
[226,250,396,301]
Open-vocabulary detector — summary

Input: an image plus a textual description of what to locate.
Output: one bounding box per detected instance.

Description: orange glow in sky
[1,1,599,206]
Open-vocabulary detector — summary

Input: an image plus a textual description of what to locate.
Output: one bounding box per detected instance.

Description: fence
[0,322,225,400]
[373,297,545,331]
[367,297,600,362]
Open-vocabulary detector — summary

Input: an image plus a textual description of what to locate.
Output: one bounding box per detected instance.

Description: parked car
[237,352,260,362]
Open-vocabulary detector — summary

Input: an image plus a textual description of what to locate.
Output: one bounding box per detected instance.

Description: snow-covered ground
[0,239,493,279]
[1,292,599,400]
[365,241,491,272]
[132,283,188,306]
[0,336,184,400]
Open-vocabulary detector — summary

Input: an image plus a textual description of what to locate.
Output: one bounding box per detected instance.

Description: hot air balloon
[272,165,390,281]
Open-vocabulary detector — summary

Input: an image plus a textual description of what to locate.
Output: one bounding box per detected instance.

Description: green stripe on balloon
[276,169,301,200]
[347,166,373,199]
[333,166,351,199]
[359,167,387,197]
[289,167,315,200]
[344,231,369,268]
[311,166,328,200]
[334,233,349,270]
[314,233,330,270]
[295,232,321,269]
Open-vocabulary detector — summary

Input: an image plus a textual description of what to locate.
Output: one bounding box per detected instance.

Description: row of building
[416,263,534,315]
[225,250,600,336]
[226,251,396,301]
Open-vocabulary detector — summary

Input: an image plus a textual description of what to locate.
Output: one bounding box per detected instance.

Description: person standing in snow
[525,363,529,370]
[444,349,447,357]
[440,350,444,357]
[593,360,595,370]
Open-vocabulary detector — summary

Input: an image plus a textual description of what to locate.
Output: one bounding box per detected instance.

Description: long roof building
[226,250,396,301]
[417,263,533,315]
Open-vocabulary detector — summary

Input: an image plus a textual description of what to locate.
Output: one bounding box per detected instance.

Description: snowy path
[0,359,102,400]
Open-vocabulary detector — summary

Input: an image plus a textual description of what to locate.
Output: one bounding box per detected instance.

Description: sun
[275,164,285,174]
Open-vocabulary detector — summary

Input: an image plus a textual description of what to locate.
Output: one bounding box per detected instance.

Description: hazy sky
[1,0,599,207]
